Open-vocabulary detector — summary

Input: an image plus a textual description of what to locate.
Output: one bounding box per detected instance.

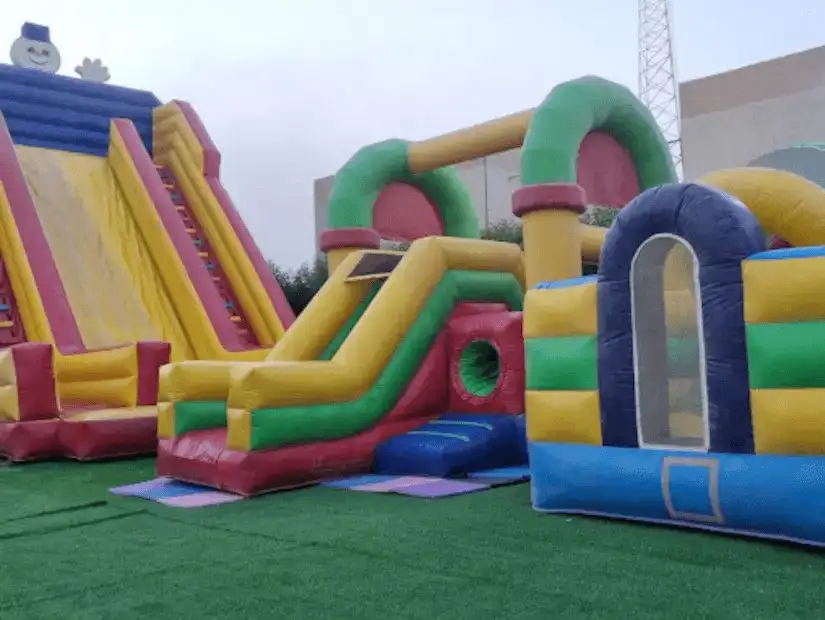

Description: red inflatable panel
[158,415,430,495]
[135,341,172,405]
[0,419,60,461]
[447,310,525,414]
[59,414,158,461]
[11,343,59,422]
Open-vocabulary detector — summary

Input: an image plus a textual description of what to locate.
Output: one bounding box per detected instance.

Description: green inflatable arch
[521,76,678,189]
[327,139,480,238]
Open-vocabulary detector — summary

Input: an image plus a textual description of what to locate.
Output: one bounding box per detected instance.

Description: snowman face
[9,36,61,73]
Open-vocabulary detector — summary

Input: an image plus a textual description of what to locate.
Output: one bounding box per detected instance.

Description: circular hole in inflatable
[459,339,501,397]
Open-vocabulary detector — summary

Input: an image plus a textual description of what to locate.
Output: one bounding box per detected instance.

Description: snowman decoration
[9,23,61,74]
[9,22,110,83]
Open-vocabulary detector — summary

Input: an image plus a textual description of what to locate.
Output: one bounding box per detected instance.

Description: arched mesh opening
[630,234,708,450]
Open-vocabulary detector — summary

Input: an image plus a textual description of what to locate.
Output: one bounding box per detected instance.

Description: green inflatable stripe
[248,270,524,450]
[525,336,598,391]
[521,76,677,189]
[319,281,383,361]
[174,400,230,436]
[173,283,383,436]
[326,139,480,238]
[747,321,825,389]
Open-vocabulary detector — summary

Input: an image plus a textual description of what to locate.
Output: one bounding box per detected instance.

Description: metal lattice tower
[638,0,683,178]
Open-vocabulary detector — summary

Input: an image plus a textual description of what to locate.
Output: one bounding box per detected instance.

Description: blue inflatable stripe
[0,83,151,118]
[533,275,598,290]
[0,64,159,106]
[373,413,528,477]
[0,99,152,138]
[0,63,160,155]
[529,441,825,547]
[406,430,471,442]
[747,246,825,261]
[430,419,494,431]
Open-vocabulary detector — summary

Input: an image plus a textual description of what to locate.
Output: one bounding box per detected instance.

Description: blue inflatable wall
[597,183,765,453]
[0,64,160,156]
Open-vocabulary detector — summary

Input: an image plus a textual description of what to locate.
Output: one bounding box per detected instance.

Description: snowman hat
[20,23,52,44]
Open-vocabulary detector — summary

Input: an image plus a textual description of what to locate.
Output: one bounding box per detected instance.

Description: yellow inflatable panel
[154,102,283,344]
[270,251,374,362]
[751,388,825,455]
[229,238,523,411]
[16,147,159,350]
[0,348,19,421]
[0,184,53,344]
[743,257,825,324]
[524,284,597,339]
[700,168,825,246]
[526,390,602,445]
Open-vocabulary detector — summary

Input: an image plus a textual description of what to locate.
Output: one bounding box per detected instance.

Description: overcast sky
[2,1,823,268]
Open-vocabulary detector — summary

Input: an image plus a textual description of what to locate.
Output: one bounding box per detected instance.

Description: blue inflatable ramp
[373,413,526,477]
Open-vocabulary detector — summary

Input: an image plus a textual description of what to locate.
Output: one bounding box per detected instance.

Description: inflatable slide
[0,63,294,460]
[158,237,529,495]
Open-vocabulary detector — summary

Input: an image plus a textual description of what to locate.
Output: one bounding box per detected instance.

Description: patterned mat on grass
[320,466,531,498]
[110,477,243,508]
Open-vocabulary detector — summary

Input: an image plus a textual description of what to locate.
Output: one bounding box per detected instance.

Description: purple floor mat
[110,477,242,508]
[353,476,437,492]
[320,474,397,489]
[158,492,243,508]
[395,479,490,498]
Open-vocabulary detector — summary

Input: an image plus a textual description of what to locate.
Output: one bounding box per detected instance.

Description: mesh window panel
[631,235,706,450]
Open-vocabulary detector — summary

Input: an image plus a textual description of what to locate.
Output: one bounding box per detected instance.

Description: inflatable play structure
[6,20,825,549]
[0,23,295,461]
[159,65,825,547]
[156,77,648,494]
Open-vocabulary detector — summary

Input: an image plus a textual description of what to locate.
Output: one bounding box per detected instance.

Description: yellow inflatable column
[512,183,587,287]
[319,228,382,276]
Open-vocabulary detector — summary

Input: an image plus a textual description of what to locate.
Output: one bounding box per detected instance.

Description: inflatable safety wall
[743,246,825,455]
[523,276,601,446]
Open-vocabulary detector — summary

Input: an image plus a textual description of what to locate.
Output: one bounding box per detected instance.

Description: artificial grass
[0,459,823,619]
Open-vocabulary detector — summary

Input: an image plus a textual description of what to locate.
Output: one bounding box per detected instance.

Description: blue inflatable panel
[0,63,160,155]
[530,441,825,548]
[748,246,825,261]
[373,413,527,477]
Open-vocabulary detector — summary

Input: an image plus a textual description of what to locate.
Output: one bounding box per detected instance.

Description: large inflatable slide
[0,49,294,460]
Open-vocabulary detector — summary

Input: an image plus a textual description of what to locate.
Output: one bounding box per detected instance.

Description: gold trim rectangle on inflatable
[743,257,825,323]
[661,457,724,525]
[524,285,598,339]
[751,388,825,455]
[526,390,602,445]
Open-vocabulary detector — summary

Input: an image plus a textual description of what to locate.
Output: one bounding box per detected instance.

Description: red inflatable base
[0,419,60,461]
[0,414,158,462]
[157,416,432,496]
[59,415,158,460]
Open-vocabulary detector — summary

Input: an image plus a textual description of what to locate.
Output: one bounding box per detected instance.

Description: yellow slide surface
[17,146,196,359]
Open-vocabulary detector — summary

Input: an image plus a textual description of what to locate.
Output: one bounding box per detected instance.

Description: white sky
[2,1,824,268]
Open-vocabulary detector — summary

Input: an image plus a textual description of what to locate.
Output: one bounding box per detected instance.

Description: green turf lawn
[0,459,823,620]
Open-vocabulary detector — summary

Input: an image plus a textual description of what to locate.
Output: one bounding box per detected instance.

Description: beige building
[680,45,825,180]
[314,45,825,253]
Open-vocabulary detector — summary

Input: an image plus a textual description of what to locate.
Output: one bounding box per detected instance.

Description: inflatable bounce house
[0,22,295,461]
[519,91,825,545]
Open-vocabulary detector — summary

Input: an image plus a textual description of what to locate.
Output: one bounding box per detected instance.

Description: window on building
[630,234,708,451]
